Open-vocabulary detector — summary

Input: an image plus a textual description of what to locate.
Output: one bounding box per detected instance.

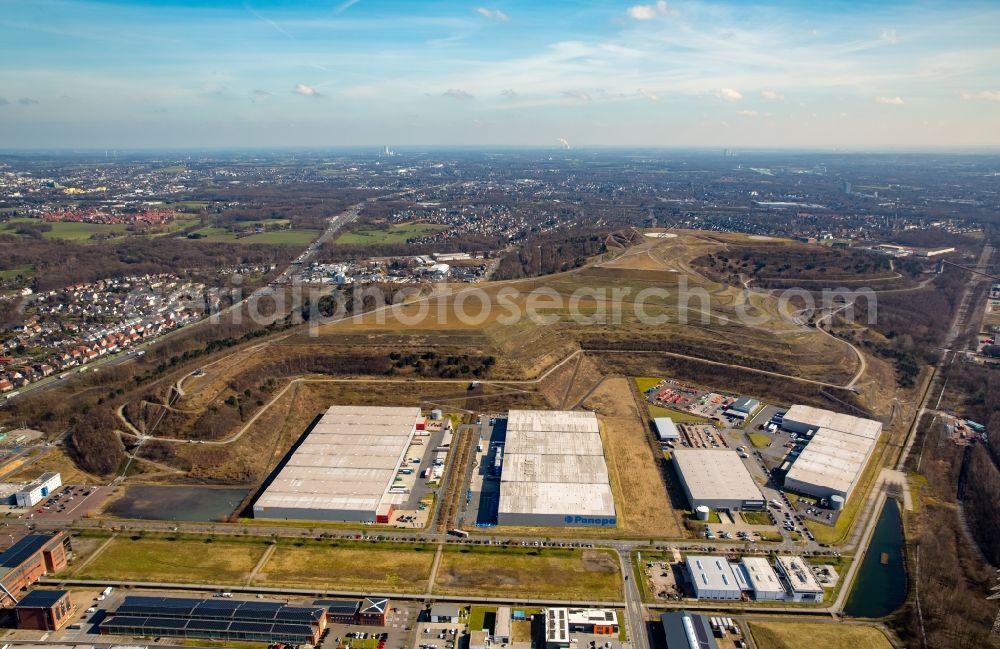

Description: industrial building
[684,556,745,600]
[498,410,616,528]
[253,406,423,522]
[100,596,327,645]
[0,533,71,607]
[781,405,882,501]
[545,608,570,649]
[567,609,619,635]
[654,417,680,444]
[494,607,512,643]
[775,556,824,603]
[14,472,61,508]
[724,397,760,421]
[672,450,766,511]
[14,589,75,631]
[660,611,718,649]
[738,557,786,601]
[429,603,461,623]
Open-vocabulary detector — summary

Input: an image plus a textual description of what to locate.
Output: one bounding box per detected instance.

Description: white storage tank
[695,505,711,520]
[830,494,845,511]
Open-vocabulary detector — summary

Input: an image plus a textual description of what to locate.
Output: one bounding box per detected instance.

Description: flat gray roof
[673,450,765,504]
[784,406,882,498]
[254,406,420,516]
[500,410,616,519]
[685,556,744,595]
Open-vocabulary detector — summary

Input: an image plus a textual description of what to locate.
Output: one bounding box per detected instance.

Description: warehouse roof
[783,405,882,439]
[776,556,823,595]
[685,556,744,595]
[654,417,680,441]
[254,406,420,517]
[738,557,786,598]
[672,450,765,504]
[500,410,616,520]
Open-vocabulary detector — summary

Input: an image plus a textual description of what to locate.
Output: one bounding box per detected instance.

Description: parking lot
[1,483,115,524]
[463,416,504,528]
[325,603,419,649]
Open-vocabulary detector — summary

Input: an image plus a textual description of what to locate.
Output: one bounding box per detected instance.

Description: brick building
[15,589,76,631]
[0,533,71,606]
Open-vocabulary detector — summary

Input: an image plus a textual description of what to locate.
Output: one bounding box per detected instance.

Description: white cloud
[294,83,320,97]
[627,1,668,20]
[760,90,784,101]
[714,87,743,102]
[636,88,660,101]
[880,28,898,45]
[443,88,474,100]
[875,96,904,105]
[737,109,758,117]
[475,7,509,22]
[335,0,361,14]
[961,90,1000,101]
[562,90,592,102]
[557,137,571,149]
[500,89,518,98]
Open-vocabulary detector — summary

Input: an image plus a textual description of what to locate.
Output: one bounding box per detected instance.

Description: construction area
[497,410,617,528]
[253,405,427,523]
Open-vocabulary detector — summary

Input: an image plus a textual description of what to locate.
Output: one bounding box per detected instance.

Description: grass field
[255,541,436,592]
[0,265,34,280]
[189,227,318,245]
[2,218,129,241]
[748,433,772,448]
[434,547,622,601]
[647,404,710,423]
[749,621,894,649]
[740,511,772,525]
[634,377,662,393]
[335,223,447,245]
[74,537,267,584]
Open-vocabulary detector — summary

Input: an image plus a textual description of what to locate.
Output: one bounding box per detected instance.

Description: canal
[845,497,908,618]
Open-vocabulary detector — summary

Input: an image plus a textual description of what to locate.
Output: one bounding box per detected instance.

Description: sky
[1,0,999,150]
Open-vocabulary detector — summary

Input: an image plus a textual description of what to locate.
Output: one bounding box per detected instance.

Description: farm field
[73,537,267,584]
[335,223,447,245]
[434,547,622,600]
[255,541,436,592]
[748,621,894,649]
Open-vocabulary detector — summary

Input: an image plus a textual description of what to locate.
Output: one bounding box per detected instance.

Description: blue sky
[1,0,998,149]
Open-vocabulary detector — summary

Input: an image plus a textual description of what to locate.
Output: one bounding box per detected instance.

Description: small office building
[314,599,360,624]
[494,606,512,643]
[15,589,75,631]
[430,603,461,623]
[775,556,824,603]
[544,608,570,649]
[358,597,389,625]
[567,609,619,635]
[738,557,786,601]
[14,473,62,508]
[654,418,680,443]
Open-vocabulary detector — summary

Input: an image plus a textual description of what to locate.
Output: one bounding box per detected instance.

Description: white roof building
[253,406,421,522]
[672,450,766,510]
[685,556,746,600]
[498,410,617,528]
[654,417,680,441]
[781,405,882,501]
[739,557,787,601]
[775,555,824,603]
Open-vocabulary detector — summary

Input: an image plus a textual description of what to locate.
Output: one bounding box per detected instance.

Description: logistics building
[738,557,786,601]
[775,555,824,603]
[15,473,61,508]
[672,450,766,511]
[684,556,745,600]
[660,611,718,649]
[253,406,422,522]
[498,410,616,528]
[654,418,680,443]
[781,405,882,501]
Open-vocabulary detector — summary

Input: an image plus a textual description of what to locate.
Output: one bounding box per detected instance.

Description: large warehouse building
[253,406,422,522]
[781,405,882,502]
[672,450,766,511]
[498,410,617,528]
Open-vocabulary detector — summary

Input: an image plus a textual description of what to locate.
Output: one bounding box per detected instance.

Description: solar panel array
[101,596,325,642]
[114,596,324,623]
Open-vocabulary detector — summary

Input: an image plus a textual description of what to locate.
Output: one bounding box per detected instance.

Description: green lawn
[74,537,267,584]
[2,218,128,241]
[748,433,773,448]
[0,265,34,281]
[634,377,662,393]
[188,227,318,245]
[335,223,447,245]
[740,511,772,525]
[749,621,893,649]
[648,404,710,423]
